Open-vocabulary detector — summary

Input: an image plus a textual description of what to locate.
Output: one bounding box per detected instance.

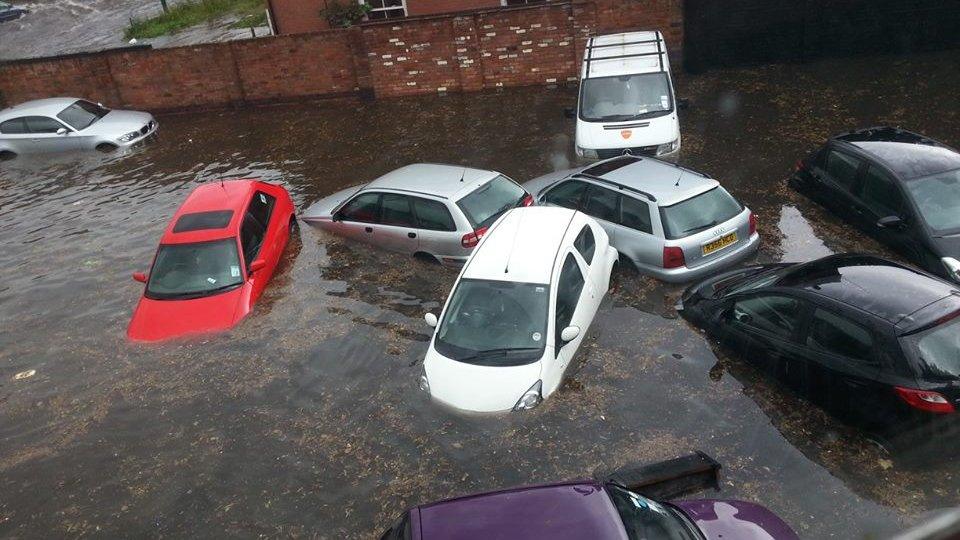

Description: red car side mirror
[249,259,266,273]
[132,271,147,283]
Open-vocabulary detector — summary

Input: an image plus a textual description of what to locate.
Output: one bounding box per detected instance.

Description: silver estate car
[302,164,532,266]
[0,98,157,159]
[523,155,759,282]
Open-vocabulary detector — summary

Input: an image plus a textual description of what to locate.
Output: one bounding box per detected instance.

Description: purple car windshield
[607,485,699,540]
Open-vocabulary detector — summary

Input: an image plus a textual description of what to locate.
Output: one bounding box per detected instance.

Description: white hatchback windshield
[580,73,673,122]
[435,279,549,366]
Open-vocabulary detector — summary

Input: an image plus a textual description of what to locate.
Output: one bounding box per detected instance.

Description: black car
[0,1,27,22]
[790,127,960,283]
[679,254,960,448]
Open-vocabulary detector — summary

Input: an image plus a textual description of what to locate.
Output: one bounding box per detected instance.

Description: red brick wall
[269,0,331,34]
[0,0,683,111]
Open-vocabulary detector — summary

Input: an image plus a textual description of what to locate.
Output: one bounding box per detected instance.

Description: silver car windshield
[904,168,960,234]
[660,187,743,240]
[580,73,673,122]
[146,238,244,300]
[56,100,109,131]
[456,175,527,229]
[435,279,549,366]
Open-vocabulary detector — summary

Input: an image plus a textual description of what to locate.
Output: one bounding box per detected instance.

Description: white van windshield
[580,73,673,122]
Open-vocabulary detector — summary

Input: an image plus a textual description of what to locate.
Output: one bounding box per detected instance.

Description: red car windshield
[146,238,244,300]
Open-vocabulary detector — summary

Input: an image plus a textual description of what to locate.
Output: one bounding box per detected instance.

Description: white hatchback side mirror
[560,325,580,342]
[424,312,438,328]
[56,127,68,135]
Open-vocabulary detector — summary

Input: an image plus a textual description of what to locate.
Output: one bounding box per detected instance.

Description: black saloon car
[679,254,960,448]
[790,127,960,283]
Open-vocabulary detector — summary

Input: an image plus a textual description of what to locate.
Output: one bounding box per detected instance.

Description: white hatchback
[420,207,618,413]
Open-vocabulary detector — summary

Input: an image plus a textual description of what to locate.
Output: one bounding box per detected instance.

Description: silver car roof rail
[573,173,658,203]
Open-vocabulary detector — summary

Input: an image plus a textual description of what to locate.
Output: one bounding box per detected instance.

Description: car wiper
[154,282,241,300]
[457,347,541,362]
[680,220,719,235]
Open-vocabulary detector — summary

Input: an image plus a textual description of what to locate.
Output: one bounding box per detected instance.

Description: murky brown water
[0,0,268,61]
[2,50,960,538]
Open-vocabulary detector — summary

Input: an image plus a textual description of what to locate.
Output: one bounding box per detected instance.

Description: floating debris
[14,369,36,380]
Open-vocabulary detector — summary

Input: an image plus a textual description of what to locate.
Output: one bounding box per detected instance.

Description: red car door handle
[365,227,373,233]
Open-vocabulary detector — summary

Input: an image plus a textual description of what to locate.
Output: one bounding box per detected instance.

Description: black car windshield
[435,279,549,366]
[456,175,527,229]
[902,315,960,380]
[56,100,110,131]
[607,485,698,540]
[146,238,244,300]
[904,168,960,234]
[580,73,673,122]
[660,186,743,240]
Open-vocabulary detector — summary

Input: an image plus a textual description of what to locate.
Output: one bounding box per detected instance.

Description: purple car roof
[415,481,627,540]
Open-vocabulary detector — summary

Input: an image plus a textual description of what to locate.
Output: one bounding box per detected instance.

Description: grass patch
[125,0,266,40]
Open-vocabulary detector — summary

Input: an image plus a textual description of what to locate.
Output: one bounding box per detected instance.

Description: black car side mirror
[563,107,576,119]
[677,98,690,110]
[877,215,904,229]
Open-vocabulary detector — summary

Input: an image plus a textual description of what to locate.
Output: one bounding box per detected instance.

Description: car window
[902,316,960,379]
[455,175,526,229]
[0,117,27,134]
[146,239,244,300]
[413,198,456,231]
[859,165,904,218]
[240,213,266,267]
[582,184,619,223]
[805,308,875,363]
[247,191,275,231]
[574,225,596,264]
[380,194,416,227]
[904,169,960,233]
[620,195,652,233]
[339,193,380,223]
[25,116,65,134]
[731,295,802,340]
[555,253,585,350]
[56,100,109,130]
[544,180,589,209]
[659,187,742,239]
[823,149,862,191]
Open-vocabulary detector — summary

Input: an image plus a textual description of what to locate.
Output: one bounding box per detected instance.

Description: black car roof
[832,126,960,179]
[777,254,959,326]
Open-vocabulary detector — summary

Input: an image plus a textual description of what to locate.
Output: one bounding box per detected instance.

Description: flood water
[0,0,268,61]
[2,50,960,538]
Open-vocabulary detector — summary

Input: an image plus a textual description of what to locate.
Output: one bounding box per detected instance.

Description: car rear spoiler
[596,451,721,500]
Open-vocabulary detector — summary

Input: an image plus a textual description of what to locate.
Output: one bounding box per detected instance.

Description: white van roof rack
[583,31,666,78]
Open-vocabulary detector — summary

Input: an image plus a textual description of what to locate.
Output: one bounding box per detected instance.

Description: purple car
[380,453,798,540]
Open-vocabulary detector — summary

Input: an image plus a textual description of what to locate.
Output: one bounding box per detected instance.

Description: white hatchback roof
[463,207,582,285]
[581,31,669,79]
[0,97,81,123]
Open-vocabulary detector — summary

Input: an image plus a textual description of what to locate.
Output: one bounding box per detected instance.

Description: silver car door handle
[364,226,373,233]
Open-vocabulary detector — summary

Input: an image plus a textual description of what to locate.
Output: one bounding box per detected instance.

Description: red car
[127,180,295,342]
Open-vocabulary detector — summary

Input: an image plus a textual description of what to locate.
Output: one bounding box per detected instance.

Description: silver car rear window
[659,186,742,239]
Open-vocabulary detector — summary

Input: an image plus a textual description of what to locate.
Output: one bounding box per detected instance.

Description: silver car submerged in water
[523,155,759,283]
[0,98,157,159]
[301,163,532,266]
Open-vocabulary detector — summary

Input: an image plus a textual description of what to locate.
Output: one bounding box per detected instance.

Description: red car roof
[161,180,260,245]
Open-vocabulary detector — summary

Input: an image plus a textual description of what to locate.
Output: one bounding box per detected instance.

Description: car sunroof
[173,210,234,233]
[582,156,641,177]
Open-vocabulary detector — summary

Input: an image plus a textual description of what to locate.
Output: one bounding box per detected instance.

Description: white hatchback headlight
[942,257,960,282]
[657,138,680,156]
[513,380,543,411]
[418,371,430,393]
[117,131,140,142]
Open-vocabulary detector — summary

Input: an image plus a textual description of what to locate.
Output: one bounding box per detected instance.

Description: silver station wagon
[523,156,759,282]
[301,164,532,266]
[0,97,158,159]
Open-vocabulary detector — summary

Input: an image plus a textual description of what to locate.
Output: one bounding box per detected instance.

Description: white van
[573,31,681,161]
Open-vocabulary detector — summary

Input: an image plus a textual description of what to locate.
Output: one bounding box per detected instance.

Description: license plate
[702,232,738,256]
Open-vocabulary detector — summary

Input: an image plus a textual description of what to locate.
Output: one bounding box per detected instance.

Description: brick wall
[0,0,683,111]
[269,0,331,34]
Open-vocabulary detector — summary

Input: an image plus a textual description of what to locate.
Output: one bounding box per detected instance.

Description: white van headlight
[942,257,960,282]
[657,138,680,155]
[513,380,543,411]
[577,146,598,159]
